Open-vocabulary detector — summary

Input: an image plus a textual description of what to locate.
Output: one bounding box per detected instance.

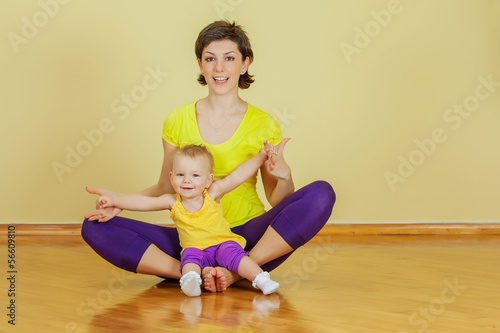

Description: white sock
[252,271,280,295]
[180,271,202,297]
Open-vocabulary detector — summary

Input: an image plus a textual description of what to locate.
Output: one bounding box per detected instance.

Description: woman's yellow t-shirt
[162,101,283,228]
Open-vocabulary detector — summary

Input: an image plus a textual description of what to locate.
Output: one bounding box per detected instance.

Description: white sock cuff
[252,271,271,289]
[180,271,202,285]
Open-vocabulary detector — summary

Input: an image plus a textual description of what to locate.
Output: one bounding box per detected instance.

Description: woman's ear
[241,56,250,73]
[198,58,204,75]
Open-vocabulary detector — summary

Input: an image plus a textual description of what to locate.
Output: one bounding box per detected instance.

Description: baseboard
[319,223,500,235]
[1,222,500,236]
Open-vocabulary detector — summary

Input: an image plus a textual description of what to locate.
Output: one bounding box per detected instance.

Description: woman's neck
[202,93,246,115]
[195,93,248,145]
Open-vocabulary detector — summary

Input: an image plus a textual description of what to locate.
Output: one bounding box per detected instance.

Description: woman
[82,20,336,292]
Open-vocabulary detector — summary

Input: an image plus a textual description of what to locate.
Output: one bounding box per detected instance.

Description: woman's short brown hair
[195,20,254,89]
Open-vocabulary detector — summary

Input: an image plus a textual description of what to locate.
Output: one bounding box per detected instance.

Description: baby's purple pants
[181,241,248,273]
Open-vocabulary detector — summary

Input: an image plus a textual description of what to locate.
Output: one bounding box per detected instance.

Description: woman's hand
[85,187,122,222]
[265,138,291,180]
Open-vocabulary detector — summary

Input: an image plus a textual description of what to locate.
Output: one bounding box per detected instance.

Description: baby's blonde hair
[172,144,214,172]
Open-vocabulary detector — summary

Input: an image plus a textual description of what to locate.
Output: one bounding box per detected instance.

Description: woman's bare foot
[202,267,226,292]
[214,267,242,291]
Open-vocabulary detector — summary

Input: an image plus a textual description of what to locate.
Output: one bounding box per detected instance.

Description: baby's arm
[99,193,176,212]
[209,143,269,201]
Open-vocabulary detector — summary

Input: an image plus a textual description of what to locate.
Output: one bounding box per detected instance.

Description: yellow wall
[1,0,499,223]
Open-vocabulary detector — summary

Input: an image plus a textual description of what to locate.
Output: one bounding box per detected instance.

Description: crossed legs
[82,181,335,292]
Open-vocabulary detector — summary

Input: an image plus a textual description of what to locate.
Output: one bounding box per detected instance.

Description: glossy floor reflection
[1,231,499,332]
[88,280,296,333]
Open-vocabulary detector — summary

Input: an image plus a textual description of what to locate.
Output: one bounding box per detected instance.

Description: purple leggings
[181,241,248,273]
[81,181,335,274]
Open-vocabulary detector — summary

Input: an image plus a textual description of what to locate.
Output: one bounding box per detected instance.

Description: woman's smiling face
[198,39,249,95]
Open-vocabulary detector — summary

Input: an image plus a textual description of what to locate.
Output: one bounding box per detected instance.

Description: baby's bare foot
[202,267,216,292]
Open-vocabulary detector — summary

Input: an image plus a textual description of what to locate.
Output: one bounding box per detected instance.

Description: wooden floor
[1,230,500,332]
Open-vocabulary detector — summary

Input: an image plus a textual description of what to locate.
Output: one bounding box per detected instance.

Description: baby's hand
[98,195,113,209]
[85,187,122,222]
[263,140,277,157]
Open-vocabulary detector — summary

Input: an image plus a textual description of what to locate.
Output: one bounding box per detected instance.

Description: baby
[95,143,281,296]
